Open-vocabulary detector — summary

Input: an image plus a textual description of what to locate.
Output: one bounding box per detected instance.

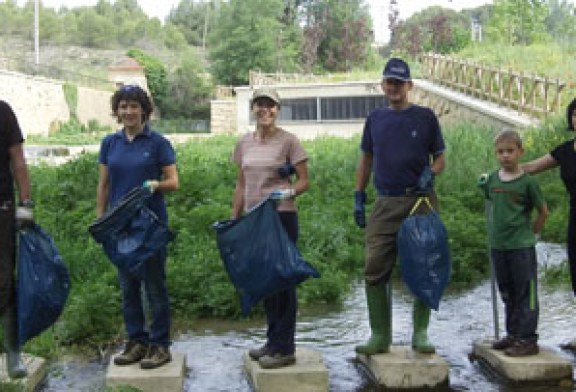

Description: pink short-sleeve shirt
[233,128,308,212]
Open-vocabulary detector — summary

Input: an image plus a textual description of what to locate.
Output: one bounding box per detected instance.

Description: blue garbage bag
[213,198,320,315]
[17,224,70,346]
[88,187,174,279]
[397,197,451,310]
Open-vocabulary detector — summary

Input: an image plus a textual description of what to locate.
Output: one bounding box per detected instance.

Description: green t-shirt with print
[480,171,545,250]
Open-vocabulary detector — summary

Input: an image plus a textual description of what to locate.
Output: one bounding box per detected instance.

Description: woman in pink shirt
[231,88,309,369]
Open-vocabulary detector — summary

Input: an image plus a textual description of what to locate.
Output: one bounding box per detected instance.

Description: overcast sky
[16,0,496,42]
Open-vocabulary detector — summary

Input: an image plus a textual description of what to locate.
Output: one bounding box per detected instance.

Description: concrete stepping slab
[243,347,328,392]
[0,353,48,391]
[106,351,186,392]
[472,340,573,386]
[357,345,449,389]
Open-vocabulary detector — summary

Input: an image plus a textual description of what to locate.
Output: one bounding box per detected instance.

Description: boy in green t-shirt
[479,128,548,357]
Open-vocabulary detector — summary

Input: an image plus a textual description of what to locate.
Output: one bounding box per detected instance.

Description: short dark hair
[111,85,153,123]
[567,97,576,131]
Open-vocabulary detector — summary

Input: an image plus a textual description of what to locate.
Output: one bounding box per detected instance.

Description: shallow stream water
[40,243,576,392]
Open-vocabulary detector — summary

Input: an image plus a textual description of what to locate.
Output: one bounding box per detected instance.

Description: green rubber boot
[2,305,28,379]
[412,298,435,354]
[355,281,392,355]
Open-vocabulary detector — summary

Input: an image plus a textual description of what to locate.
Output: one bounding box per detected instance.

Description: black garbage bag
[213,198,320,315]
[88,187,174,279]
[397,197,451,310]
[17,224,70,346]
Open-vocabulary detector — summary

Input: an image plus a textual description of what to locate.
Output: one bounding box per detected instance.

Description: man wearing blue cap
[353,58,446,355]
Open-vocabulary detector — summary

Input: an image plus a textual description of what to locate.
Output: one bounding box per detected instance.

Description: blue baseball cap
[382,58,411,81]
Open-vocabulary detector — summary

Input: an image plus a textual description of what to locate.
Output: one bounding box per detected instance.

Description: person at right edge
[521,97,576,348]
[479,129,548,356]
[353,58,446,355]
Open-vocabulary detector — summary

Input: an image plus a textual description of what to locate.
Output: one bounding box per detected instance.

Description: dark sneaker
[258,353,296,369]
[249,344,271,360]
[492,335,516,350]
[140,344,172,369]
[114,341,148,366]
[504,340,539,357]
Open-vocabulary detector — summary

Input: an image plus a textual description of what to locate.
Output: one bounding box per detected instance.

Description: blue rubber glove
[278,162,296,178]
[270,188,295,200]
[354,191,367,228]
[414,167,435,194]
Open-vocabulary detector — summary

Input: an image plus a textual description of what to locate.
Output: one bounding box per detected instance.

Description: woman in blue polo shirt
[96,85,179,369]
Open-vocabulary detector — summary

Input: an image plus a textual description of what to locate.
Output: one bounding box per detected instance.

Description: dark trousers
[0,200,15,314]
[117,249,171,347]
[567,206,576,294]
[491,247,539,342]
[264,211,298,355]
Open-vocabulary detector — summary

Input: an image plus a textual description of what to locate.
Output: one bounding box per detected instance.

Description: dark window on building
[279,98,317,121]
[321,96,385,120]
[250,95,386,123]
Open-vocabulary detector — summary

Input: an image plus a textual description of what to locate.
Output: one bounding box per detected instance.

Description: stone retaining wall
[0,69,117,136]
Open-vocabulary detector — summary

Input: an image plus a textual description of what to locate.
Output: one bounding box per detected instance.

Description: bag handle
[409,196,435,216]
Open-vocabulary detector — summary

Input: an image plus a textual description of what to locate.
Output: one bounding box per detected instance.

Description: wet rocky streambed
[36,243,576,392]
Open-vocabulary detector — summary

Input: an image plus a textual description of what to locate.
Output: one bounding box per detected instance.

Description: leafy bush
[126,48,168,112]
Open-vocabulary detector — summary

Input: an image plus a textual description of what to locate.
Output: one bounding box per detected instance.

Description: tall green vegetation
[207,0,376,84]
[126,48,168,112]
[300,0,374,72]
[163,50,213,119]
[391,6,471,57]
[208,0,301,85]
[485,0,549,45]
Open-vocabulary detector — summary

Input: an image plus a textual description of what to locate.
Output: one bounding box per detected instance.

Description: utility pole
[34,0,39,66]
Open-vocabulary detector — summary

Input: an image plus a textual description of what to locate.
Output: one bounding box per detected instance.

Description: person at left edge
[96,85,179,370]
[0,100,33,378]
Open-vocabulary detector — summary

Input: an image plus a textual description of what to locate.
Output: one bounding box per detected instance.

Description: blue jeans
[118,249,171,347]
[264,212,298,355]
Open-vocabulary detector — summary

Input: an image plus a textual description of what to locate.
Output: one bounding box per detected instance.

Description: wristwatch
[19,199,34,208]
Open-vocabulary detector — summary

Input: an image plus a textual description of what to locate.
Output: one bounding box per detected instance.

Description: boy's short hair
[494,128,522,148]
[111,84,153,123]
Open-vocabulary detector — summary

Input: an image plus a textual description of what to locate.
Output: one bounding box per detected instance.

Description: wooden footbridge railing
[421,53,566,119]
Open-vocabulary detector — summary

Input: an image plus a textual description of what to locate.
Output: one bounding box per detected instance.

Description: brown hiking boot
[140,344,172,369]
[504,340,539,357]
[258,352,296,369]
[248,344,270,360]
[114,341,148,366]
[492,335,516,350]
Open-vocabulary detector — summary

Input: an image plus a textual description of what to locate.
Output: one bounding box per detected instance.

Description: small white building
[108,57,149,92]
[211,80,387,139]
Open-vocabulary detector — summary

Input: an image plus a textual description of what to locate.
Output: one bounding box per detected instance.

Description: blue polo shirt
[360,104,445,194]
[99,125,176,222]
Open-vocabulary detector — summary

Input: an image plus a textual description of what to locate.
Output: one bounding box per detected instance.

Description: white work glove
[143,180,160,192]
[270,188,295,200]
[16,204,34,229]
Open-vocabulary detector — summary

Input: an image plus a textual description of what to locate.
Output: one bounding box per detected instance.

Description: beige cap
[251,88,280,105]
